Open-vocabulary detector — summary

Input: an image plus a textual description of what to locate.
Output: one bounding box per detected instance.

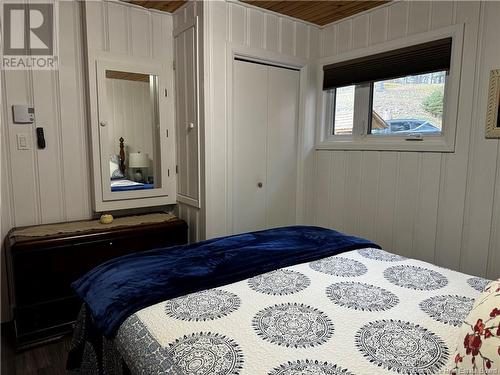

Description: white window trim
[315,24,465,152]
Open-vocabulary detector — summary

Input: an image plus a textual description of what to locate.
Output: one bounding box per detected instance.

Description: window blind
[323,37,452,90]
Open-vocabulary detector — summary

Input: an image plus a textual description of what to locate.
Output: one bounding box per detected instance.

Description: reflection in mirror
[104,70,161,192]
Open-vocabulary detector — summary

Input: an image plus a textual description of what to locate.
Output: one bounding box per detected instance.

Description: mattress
[113,248,487,375]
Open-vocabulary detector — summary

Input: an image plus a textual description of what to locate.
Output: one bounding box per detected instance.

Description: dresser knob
[257,182,263,188]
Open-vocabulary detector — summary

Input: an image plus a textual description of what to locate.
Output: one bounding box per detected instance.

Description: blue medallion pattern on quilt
[116,315,179,374]
[326,282,399,311]
[467,276,490,292]
[165,289,240,321]
[310,257,367,277]
[168,332,243,375]
[357,248,406,262]
[419,295,474,326]
[355,320,449,375]
[269,359,353,375]
[253,303,333,348]
[384,265,448,290]
[248,269,310,295]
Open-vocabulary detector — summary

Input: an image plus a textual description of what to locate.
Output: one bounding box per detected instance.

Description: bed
[111,179,155,192]
[67,226,490,375]
[110,138,154,192]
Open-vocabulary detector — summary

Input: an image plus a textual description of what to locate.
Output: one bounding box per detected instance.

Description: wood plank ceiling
[126,1,389,26]
[127,1,186,13]
[243,1,389,26]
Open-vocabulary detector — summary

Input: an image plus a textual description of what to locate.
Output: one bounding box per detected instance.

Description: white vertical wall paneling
[312,1,500,279]
[204,0,227,238]
[328,151,346,232]
[412,153,441,264]
[369,7,388,45]
[314,152,332,228]
[321,24,337,58]
[248,9,264,49]
[229,3,246,45]
[264,14,279,52]
[279,18,295,56]
[343,151,362,235]
[4,71,40,225]
[430,1,454,29]
[352,14,369,50]
[107,2,129,54]
[358,152,380,242]
[59,1,90,221]
[337,20,352,54]
[434,2,479,271]
[374,153,398,251]
[1,1,91,321]
[407,1,432,35]
[32,71,65,223]
[298,27,319,225]
[488,142,500,278]
[485,2,500,279]
[387,2,408,40]
[295,23,309,59]
[130,7,151,58]
[106,79,154,158]
[392,153,420,258]
[85,0,176,210]
[460,1,500,278]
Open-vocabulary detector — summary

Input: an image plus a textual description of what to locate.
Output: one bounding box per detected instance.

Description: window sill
[316,136,455,152]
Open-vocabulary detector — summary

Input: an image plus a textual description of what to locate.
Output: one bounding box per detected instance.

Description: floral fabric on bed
[450,279,500,374]
[114,248,486,375]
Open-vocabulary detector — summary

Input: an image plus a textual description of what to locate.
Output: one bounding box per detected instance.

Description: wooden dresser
[5,213,188,349]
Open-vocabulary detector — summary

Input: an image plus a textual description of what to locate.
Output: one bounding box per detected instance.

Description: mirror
[103,69,162,192]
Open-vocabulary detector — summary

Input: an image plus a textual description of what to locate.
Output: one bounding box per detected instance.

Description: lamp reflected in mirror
[129,152,149,182]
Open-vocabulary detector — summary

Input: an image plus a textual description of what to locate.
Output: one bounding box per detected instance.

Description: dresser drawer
[12,231,186,306]
[15,297,81,340]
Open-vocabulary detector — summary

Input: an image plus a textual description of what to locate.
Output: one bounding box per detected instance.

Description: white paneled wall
[1,1,90,320]
[309,1,500,279]
[106,79,154,158]
[204,1,319,239]
[1,0,175,321]
[84,0,176,211]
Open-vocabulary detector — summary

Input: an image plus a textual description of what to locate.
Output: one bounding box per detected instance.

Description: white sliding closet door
[233,61,268,232]
[266,66,300,228]
[232,60,300,234]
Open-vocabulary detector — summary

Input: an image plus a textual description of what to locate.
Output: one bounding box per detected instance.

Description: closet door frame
[226,44,310,234]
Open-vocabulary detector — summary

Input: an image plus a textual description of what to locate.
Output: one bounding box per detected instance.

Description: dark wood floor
[1,324,72,375]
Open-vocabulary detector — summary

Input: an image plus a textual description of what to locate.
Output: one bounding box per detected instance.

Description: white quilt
[115,248,489,375]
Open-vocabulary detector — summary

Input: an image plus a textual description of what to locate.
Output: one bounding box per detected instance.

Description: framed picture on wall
[485,69,500,138]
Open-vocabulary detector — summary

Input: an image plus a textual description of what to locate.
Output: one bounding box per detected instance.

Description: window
[319,30,463,152]
[330,71,447,137]
[332,85,355,135]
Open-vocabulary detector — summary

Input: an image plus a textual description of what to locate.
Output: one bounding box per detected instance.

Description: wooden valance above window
[323,37,453,90]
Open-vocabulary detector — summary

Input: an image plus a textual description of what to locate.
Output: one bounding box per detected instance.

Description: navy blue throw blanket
[72,226,380,337]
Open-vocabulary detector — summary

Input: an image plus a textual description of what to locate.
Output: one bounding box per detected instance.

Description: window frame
[316,24,464,152]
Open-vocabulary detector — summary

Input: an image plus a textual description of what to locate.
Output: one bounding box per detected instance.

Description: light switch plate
[16,133,30,150]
